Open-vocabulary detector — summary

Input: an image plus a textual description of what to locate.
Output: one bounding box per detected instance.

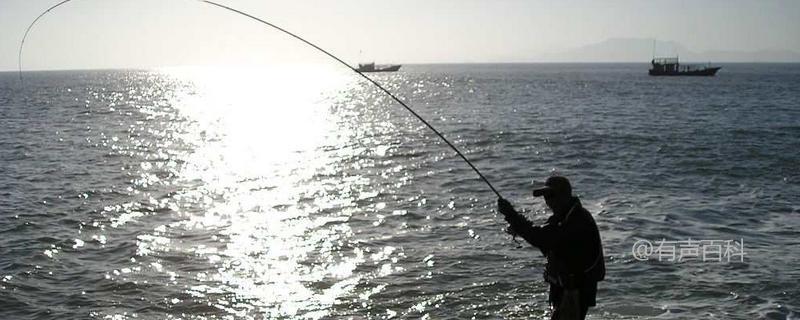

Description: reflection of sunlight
[150,65,382,318]
[168,65,344,167]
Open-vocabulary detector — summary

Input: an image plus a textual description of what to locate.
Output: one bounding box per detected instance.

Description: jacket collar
[549,197,581,225]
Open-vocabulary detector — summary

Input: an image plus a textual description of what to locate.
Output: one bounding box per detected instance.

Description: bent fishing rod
[19,0,505,201]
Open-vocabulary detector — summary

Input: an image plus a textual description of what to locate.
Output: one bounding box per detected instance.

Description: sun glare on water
[134,65,387,318]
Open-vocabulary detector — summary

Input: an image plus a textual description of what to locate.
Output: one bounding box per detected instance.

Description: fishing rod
[19,0,504,200]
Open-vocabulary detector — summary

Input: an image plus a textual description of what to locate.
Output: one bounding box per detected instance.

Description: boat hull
[649,67,721,76]
[356,65,401,73]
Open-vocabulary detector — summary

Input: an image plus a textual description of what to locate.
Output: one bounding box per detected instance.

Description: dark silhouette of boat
[649,57,720,76]
[355,62,401,73]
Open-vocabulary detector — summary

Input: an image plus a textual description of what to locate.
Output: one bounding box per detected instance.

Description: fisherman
[497,176,605,320]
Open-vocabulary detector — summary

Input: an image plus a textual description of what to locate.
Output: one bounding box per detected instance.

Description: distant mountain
[538,38,800,63]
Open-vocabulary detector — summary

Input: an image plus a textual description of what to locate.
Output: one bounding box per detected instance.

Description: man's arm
[498,198,562,250]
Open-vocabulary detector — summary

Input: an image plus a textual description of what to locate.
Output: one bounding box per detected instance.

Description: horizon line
[5,61,800,73]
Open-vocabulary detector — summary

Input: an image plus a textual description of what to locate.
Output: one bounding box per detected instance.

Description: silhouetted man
[497,176,605,320]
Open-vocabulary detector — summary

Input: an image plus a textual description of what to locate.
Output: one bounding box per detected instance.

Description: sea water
[1,63,798,319]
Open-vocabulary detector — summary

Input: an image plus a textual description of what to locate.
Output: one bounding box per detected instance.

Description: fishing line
[19,0,504,199]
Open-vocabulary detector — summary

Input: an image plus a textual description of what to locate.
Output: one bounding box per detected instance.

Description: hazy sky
[1,0,799,70]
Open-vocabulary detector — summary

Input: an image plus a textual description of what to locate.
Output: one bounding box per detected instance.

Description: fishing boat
[355,62,401,73]
[649,57,720,76]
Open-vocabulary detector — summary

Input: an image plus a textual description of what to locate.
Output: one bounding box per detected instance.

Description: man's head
[533,176,573,214]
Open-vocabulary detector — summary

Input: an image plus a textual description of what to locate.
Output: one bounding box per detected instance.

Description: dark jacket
[504,197,605,307]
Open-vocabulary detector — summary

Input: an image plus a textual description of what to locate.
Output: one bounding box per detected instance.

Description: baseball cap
[533,176,572,197]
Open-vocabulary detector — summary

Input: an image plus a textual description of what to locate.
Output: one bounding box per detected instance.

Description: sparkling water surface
[1,64,799,319]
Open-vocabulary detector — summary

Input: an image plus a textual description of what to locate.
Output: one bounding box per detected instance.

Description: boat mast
[652,39,656,60]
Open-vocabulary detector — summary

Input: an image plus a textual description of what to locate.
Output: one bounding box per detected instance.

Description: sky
[1,0,799,71]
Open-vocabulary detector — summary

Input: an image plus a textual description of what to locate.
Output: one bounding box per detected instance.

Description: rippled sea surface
[1,64,799,319]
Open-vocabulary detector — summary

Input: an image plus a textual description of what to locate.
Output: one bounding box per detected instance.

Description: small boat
[355,62,401,73]
[649,57,720,76]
